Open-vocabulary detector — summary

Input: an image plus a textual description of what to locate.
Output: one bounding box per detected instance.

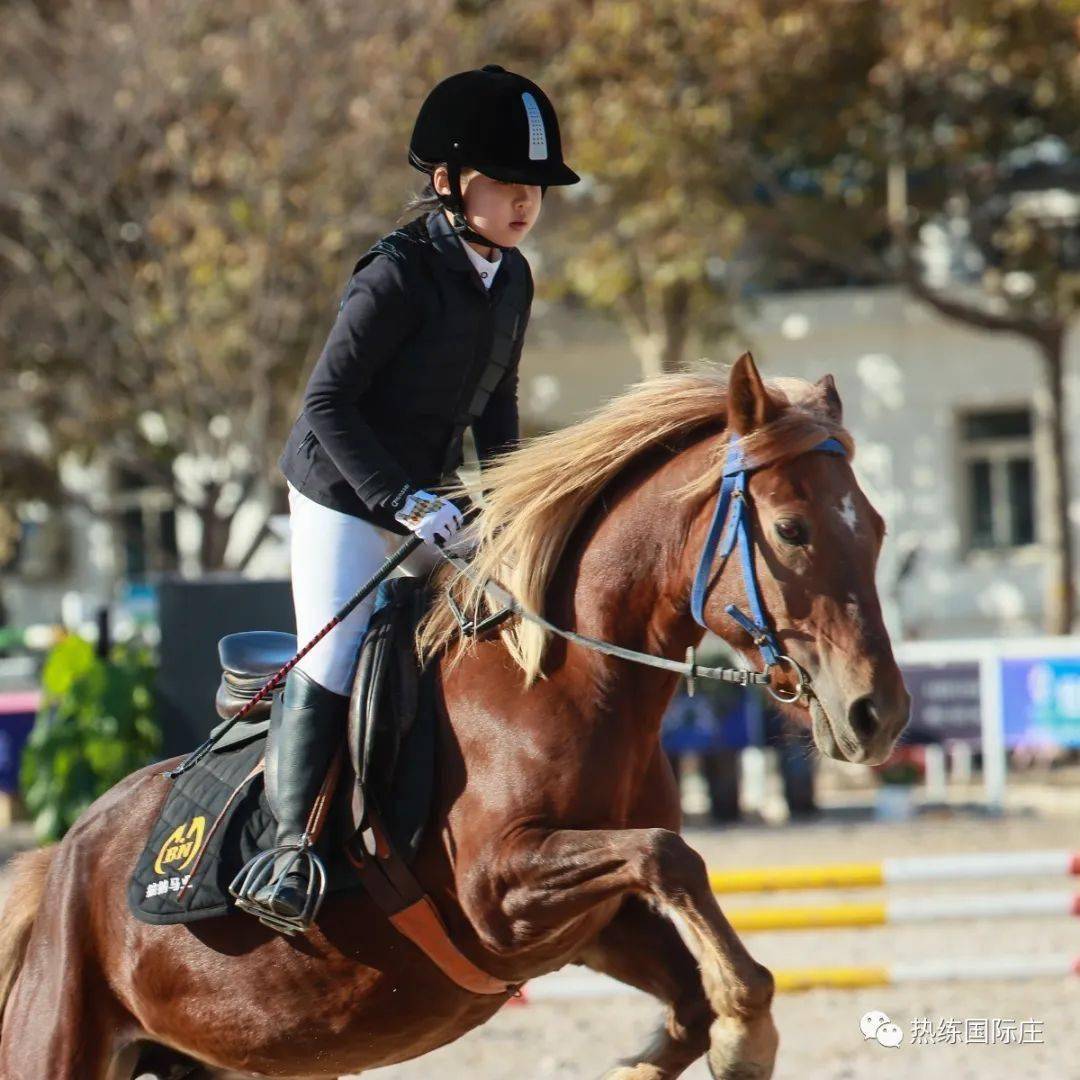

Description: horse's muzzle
[810,685,910,765]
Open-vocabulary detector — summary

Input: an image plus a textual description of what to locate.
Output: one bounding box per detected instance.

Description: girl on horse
[247,65,579,924]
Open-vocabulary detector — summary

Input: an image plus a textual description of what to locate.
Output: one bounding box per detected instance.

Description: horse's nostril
[848,695,880,741]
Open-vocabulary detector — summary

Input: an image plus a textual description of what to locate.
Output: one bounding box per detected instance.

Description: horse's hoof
[706,1013,778,1080]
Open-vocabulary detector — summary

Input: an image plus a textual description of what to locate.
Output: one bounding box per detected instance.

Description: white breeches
[287,482,442,696]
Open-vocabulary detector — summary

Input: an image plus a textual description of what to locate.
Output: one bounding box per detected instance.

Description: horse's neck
[552,441,707,731]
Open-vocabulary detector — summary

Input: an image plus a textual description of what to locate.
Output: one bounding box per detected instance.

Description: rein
[440,548,770,692]
[444,433,848,701]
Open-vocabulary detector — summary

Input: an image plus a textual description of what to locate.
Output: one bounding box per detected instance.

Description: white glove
[393,489,464,546]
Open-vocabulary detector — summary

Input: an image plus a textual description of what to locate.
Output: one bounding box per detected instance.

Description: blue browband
[689,436,847,668]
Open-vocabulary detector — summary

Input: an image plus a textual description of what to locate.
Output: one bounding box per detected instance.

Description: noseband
[689,435,847,701]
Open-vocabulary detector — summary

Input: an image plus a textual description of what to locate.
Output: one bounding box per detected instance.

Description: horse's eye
[775,519,808,546]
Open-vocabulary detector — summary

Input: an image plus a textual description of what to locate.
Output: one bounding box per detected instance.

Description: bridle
[688,434,847,701]
[443,433,849,702]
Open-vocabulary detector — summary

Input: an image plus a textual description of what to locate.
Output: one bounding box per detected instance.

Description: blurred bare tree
[0,0,460,573]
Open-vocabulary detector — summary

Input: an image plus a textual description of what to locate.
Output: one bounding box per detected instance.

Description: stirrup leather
[229,837,328,936]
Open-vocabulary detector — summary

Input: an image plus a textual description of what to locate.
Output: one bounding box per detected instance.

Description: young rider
[244,64,579,924]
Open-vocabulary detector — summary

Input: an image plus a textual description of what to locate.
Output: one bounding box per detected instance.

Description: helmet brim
[472,160,581,186]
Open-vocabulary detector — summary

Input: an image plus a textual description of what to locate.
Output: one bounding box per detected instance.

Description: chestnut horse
[0,355,908,1080]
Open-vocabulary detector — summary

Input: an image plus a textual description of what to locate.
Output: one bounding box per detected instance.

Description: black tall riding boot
[249,668,349,924]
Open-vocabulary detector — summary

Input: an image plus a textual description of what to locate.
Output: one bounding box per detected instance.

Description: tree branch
[900,258,1051,343]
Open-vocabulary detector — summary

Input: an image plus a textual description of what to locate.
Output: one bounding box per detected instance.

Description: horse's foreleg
[575,894,712,1079]
[479,827,776,1080]
[631,832,778,1080]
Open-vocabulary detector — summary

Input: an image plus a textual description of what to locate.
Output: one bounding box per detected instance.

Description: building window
[959,408,1036,550]
[115,468,179,581]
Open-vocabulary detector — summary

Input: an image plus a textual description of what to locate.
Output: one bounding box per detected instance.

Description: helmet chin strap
[441,143,505,252]
[441,198,504,252]
[431,143,549,253]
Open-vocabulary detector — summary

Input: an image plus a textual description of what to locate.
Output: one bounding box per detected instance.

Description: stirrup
[229,840,328,936]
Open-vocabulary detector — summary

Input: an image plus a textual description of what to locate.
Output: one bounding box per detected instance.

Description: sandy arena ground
[0,786,1075,1078]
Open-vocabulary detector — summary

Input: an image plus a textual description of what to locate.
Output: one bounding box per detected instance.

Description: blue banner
[0,692,38,794]
[900,661,982,744]
[1001,656,1080,749]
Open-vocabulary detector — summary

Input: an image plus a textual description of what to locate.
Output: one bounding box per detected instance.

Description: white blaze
[838,493,859,534]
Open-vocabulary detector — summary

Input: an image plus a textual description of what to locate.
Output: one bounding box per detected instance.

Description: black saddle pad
[128,579,438,926]
[128,731,272,924]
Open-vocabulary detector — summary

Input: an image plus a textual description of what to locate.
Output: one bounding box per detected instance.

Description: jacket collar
[425,209,515,298]
[425,209,477,275]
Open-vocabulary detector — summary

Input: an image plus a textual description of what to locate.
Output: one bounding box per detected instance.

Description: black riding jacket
[279,209,532,533]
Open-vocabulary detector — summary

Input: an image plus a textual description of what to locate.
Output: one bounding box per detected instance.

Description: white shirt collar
[457,236,502,290]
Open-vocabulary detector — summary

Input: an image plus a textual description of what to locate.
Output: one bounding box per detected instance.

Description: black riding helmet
[409,64,580,250]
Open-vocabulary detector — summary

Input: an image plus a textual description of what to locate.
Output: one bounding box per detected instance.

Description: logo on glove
[394,489,464,546]
[397,492,444,527]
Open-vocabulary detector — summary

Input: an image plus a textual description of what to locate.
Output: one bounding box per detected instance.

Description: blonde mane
[415,367,854,687]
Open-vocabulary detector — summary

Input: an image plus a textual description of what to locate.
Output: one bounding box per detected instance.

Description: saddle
[128,577,512,996]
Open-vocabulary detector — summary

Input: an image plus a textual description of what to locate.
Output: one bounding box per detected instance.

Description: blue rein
[689,435,847,670]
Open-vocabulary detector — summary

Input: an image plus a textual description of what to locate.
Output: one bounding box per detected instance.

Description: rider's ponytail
[399,174,443,221]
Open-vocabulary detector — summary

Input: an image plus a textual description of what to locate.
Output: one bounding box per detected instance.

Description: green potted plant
[21,633,161,841]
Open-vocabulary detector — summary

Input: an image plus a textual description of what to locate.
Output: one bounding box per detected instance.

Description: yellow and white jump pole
[726,888,1080,932]
[708,849,1080,894]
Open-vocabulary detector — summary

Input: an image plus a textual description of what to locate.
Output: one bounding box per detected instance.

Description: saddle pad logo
[154,816,206,875]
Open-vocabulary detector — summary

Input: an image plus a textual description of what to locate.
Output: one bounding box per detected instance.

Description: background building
[523,287,1080,641]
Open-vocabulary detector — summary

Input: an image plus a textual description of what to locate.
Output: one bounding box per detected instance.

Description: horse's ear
[815,373,843,423]
[727,352,779,435]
